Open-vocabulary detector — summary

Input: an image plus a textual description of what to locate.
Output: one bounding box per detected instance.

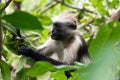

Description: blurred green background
[0,0,120,80]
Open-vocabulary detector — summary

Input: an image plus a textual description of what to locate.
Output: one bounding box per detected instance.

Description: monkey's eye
[66,23,76,29]
[53,23,61,28]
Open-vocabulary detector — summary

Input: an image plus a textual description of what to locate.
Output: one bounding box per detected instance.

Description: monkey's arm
[18,46,73,78]
[18,46,63,65]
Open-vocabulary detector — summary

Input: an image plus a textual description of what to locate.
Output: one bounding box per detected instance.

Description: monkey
[18,12,90,78]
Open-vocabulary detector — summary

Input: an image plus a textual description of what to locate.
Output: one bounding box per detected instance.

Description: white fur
[36,12,83,64]
[37,34,83,64]
[52,12,76,24]
[62,35,82,64]
[37,38,56,55]
[52,15,74,23]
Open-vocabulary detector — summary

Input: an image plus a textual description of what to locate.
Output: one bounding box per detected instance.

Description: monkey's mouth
[51,34,61,40]
[51,35,58,40]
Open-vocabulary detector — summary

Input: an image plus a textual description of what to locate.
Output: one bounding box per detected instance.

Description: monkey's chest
[53,37,81,64]
[54,46,79,64]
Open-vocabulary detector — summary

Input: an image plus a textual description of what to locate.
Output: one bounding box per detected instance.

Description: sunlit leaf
[84,3,90,6]
[39,15,52,26]
[27,61,55,77]
[65,0,73,4]
[55,65,78,71]
[15,0,24,2]
[106,0,119,8]
[91,0,108,15]
[69,70,79,80]
[42,29,49,37]
[50,70,67,80]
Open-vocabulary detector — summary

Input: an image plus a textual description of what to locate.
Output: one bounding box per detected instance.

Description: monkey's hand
[18,46,35,57]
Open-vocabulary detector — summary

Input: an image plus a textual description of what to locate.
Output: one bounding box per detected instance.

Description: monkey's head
[50,12,78,41]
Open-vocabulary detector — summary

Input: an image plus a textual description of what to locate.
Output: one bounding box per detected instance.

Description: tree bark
[0,0,2,59]
[108,9,120,22]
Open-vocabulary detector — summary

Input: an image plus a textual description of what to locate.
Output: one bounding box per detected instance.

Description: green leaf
[90,21,120,55]
[27,61,55,77]
[15,56,27,73]
[93,18,104,26]
[106,0,119,8]
[16,68,28,80]
[2,21,17,35]
[65,0,73,4]
[0,2,5,9]
[78,21,120,80]
[91,0,108,15]
[4,34,18,54]
[2,11,43,30]
[42,29,49,37]
[50,70,67,80]
[0,60,11,80]
[84,3,90,6]
[55,65,77,71]
[39,14,51,26]
[69,70,79,80]
[110,0,118,8]
[15,0,24,2]
[2,49,8,61]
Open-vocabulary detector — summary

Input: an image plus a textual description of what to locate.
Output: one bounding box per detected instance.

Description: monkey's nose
[52,30,57,34]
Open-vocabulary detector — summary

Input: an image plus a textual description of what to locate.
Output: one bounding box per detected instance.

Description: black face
[50,22,65,40]
[50,22,76,41]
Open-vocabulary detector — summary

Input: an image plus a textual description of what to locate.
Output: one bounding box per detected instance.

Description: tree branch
[0,0,13,59]
[0,0,2,59]
[13,0,21,11]
[107,9,120,22]
[1,0,13,13]
[54,0,95,13]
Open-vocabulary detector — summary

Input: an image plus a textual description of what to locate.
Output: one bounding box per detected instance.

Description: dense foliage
[0,0,120,80]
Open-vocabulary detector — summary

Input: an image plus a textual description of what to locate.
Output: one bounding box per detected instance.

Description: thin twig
[42,2,58,13]
[81,20,94,29]
[1,0,13,13]
[83,27,90,33]
[45,0,54,7]
[54,0,95,13]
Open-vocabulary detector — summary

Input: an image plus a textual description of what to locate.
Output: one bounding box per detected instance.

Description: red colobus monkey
[18,12,90,77]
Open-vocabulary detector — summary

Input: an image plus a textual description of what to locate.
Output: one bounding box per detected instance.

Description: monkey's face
[50,22,76,41]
